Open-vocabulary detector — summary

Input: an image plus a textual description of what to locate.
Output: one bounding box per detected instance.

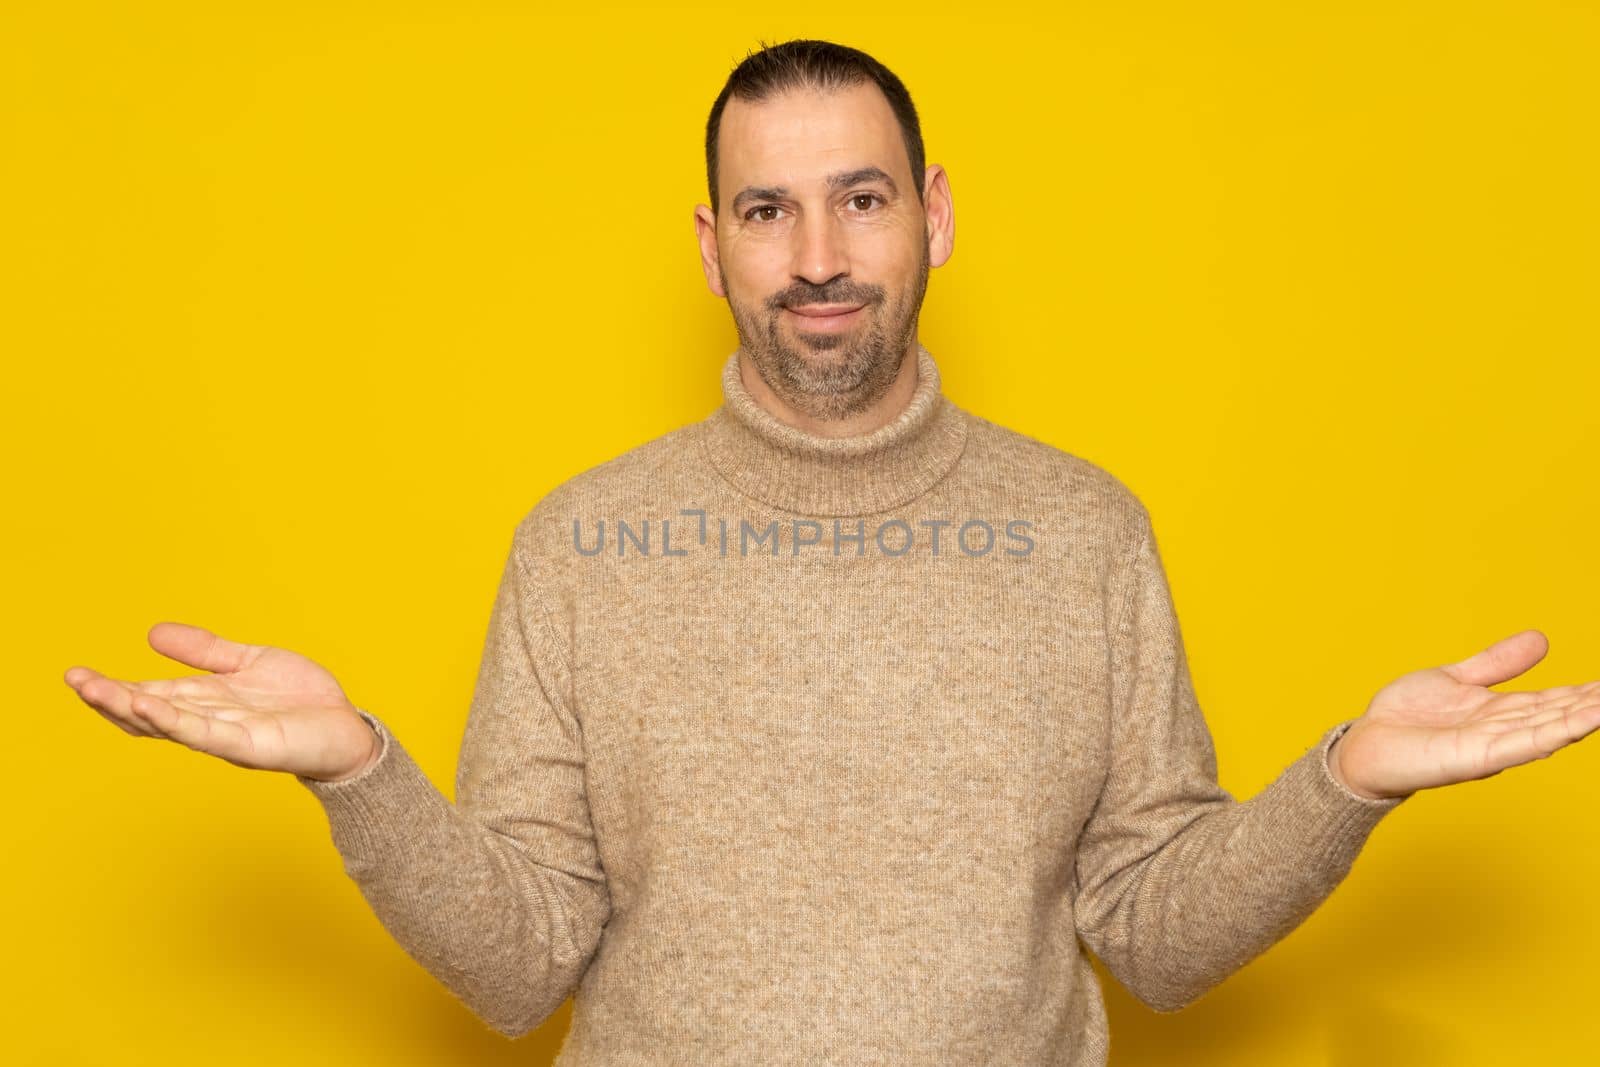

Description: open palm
[1336,629,1600,799]
[63,621,375,781]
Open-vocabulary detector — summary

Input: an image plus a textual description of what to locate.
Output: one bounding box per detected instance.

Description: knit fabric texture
[298,344,1407,1065]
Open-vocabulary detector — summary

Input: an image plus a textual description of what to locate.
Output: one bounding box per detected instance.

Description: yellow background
[7,2,1598,1064]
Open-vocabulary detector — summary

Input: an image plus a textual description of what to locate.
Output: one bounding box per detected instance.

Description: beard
[723,239,930,423]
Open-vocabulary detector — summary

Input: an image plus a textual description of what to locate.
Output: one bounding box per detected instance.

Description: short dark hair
[704,38,926,217]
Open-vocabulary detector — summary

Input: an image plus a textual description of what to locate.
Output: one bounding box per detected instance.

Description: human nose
[789,208,849,285]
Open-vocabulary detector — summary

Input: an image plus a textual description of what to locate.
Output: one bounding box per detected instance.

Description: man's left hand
[1329,629,1600,800]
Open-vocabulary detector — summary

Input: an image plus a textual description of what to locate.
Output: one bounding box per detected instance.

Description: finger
[1519,680,1600,703]
[67,669,213,737]
[122,687,175,740]
[1474,690,1546,720]
[1441,629,1549,688]
[1495,691,1600,733]
[1475,681,1600,724]
[1544,697,1600,751]
[128,675,203,703]
[127,689,255,761]
[90,704,147,738]
[146,622,258,675]
[1484,696,1600,772]
[68,669,162,738]
[126,689,183,741]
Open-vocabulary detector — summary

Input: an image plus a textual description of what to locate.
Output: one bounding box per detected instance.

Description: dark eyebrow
[729,166,899,214]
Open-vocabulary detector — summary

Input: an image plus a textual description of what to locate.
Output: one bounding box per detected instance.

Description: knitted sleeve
[1071,505,1406,1013]
[295,523,611,1037]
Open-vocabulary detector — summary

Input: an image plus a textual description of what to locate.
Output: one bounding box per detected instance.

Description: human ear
[693,204,727,297]
[922,164,954,268]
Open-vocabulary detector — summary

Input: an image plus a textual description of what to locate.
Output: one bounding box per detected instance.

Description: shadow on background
[1093,801,1545,1066]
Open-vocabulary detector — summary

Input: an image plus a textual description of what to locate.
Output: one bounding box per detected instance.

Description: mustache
[766,281,885,311]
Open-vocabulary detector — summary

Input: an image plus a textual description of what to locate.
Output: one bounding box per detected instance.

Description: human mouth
[784,303,867,332]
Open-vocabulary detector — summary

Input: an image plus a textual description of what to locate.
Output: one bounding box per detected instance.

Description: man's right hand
[64,621,381,783]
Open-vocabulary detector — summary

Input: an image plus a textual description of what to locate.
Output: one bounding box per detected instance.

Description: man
[63,38,1600,1066]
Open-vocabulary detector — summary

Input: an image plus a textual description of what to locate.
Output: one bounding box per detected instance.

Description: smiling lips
[785,303,867,332]
[787,303,865,316]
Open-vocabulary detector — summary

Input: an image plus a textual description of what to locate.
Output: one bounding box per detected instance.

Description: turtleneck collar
[697,343,969,517]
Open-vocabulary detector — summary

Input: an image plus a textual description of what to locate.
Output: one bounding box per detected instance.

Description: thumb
[147,621,258,675]
[1439,628,1549,688]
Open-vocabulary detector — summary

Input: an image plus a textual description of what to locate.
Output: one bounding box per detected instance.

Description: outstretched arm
[296,521,610,1037]
[1073,507,1406,1013]
[64,516,610,1038]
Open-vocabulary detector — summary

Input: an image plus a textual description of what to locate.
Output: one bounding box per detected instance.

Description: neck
[698,341,969,517]
[736,339,922,439]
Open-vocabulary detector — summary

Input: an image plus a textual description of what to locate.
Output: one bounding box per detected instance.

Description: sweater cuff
[1294,719,1408,854]
[297,706,391,790]
[1241,720,1408,880]
[1319,719,1409,809]
[294,707,448,862]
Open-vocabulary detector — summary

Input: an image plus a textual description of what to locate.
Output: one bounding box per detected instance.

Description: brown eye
[747,206,782,222]
[850,194,881,212]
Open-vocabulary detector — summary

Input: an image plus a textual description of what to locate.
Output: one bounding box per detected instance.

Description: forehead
[718,82,907,189]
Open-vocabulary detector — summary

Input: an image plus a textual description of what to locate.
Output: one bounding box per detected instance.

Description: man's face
[695,82,945,423]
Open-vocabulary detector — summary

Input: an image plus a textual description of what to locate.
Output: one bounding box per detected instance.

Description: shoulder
[506,419,704,564]
[957,406,1151,542]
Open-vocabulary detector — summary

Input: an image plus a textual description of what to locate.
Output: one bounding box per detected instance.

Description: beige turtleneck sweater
[297,345,1406,1065]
